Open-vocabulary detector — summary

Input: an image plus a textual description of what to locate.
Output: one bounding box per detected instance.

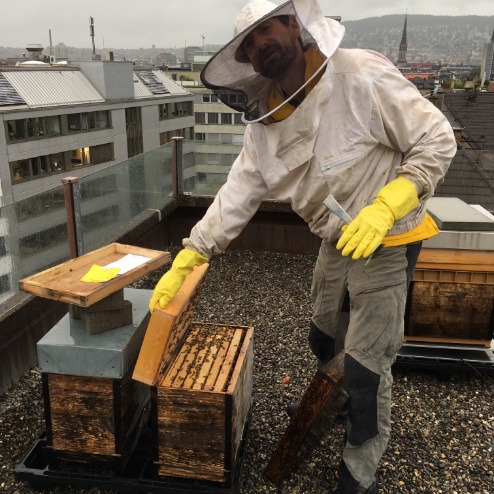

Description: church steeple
[398,14,408,65]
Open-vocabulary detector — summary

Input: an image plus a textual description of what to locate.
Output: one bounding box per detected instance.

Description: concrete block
[69,289,126,319]
[82,300,133,335]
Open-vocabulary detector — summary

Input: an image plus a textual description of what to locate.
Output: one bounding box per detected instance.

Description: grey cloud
[2,0,493,50]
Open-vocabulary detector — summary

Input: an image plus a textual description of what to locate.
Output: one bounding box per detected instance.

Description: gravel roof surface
[1,249,493,493]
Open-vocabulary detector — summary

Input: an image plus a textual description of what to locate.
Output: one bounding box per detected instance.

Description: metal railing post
[171,136,184,197]
[62,177,84,258]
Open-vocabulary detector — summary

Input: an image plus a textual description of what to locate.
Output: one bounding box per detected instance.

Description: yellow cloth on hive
[81,264,121,283]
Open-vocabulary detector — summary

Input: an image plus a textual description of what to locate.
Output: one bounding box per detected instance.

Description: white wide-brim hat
[232,0,296,62]
[200,0,345,123]
[201,0,296,91]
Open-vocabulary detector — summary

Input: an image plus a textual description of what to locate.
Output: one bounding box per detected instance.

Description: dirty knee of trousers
[308,321,335,367]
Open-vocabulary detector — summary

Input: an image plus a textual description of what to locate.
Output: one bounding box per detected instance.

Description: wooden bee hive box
[37,288,155,468]
[42,358,149,468]
[406,248,494,346]
[133,264,253,486]
[21,244,172,469]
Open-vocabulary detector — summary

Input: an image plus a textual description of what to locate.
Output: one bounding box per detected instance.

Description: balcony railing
[0,138,243,308]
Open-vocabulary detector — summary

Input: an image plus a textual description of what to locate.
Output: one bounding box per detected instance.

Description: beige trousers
[311,240,409,490]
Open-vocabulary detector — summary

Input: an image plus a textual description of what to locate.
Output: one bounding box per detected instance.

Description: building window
[126,107,143,158]
[11,153,65,182]
[38,115,61,137]
[6,112,109,142]
[208,113,219,124]
[90,143,114,164]
[0,237,7,257]
[50,153,65,173]
[70,145,114,168]
[71,148,85,167]
[159,103,169,120]
[67,113,82,131]
[202,94,218,103]
[159,101,193,120]
[207,133,220,142]
[10,144,113,183]
[195,112,206,124]
[221,113,232,125]
[160,130,179,145]
[160,127,193,145]
[180,127,194,139]
[181,101,193,116]
[94,111,110,129]
[0,274,10,296]
[12,159,30,181]
[194,133,205,141]
[233,113,244,125]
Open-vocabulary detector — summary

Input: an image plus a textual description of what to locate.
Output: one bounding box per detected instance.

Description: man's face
[241,16,301,79]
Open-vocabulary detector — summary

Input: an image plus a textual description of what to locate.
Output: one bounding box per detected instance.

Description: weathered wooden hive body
[133,263,254,486]
[405,198,494,347]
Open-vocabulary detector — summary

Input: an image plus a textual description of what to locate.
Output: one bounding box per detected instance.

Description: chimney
[436,91,445,111]
[452,127,463,143]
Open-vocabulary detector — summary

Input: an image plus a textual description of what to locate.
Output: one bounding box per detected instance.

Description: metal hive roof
[1,69,104,108]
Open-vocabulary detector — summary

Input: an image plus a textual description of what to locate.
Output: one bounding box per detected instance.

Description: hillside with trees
[340,15,494,65]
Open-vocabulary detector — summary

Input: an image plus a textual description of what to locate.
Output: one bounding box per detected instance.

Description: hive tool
[323,194,377,264]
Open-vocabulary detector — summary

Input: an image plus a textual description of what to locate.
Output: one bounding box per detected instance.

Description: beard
[257,39,299,79]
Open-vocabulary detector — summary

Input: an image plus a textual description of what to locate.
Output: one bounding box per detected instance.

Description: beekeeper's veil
[200,0,345,124]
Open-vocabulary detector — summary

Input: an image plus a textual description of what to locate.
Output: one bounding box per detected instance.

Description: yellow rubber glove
[336,177,420,260]
[149,248,208,312]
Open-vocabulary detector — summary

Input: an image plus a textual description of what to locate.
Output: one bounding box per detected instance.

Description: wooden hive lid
[133,263,209,386]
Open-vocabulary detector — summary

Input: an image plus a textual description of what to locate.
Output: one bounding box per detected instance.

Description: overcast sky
[3,0,494,50]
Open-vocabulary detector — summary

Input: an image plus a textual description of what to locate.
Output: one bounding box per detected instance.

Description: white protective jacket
[184,1,457,258]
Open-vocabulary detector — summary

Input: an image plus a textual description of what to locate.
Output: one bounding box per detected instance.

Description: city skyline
[3,0,494,51]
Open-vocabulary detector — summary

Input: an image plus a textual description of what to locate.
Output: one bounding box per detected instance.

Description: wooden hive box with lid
[405,199,494,347]
[133,263,254,486]
[19,243,171,469]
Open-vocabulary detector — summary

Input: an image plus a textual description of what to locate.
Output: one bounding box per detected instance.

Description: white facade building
[0,61,195,302]
[0,60,195,205]
[480,29,494,87]
[189,87,246,194]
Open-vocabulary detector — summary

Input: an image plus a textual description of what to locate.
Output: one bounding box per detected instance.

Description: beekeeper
[149,0,456,492]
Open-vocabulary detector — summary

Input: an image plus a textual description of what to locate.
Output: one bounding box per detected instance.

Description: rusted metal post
[62,177,84,259]
[171,136,184,197]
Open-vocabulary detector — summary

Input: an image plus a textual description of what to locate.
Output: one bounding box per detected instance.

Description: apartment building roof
[443,91,494,150]
[0,66,190,110]
[436,92,494,212]
[0,68,104,108]
[435,147,494,212]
